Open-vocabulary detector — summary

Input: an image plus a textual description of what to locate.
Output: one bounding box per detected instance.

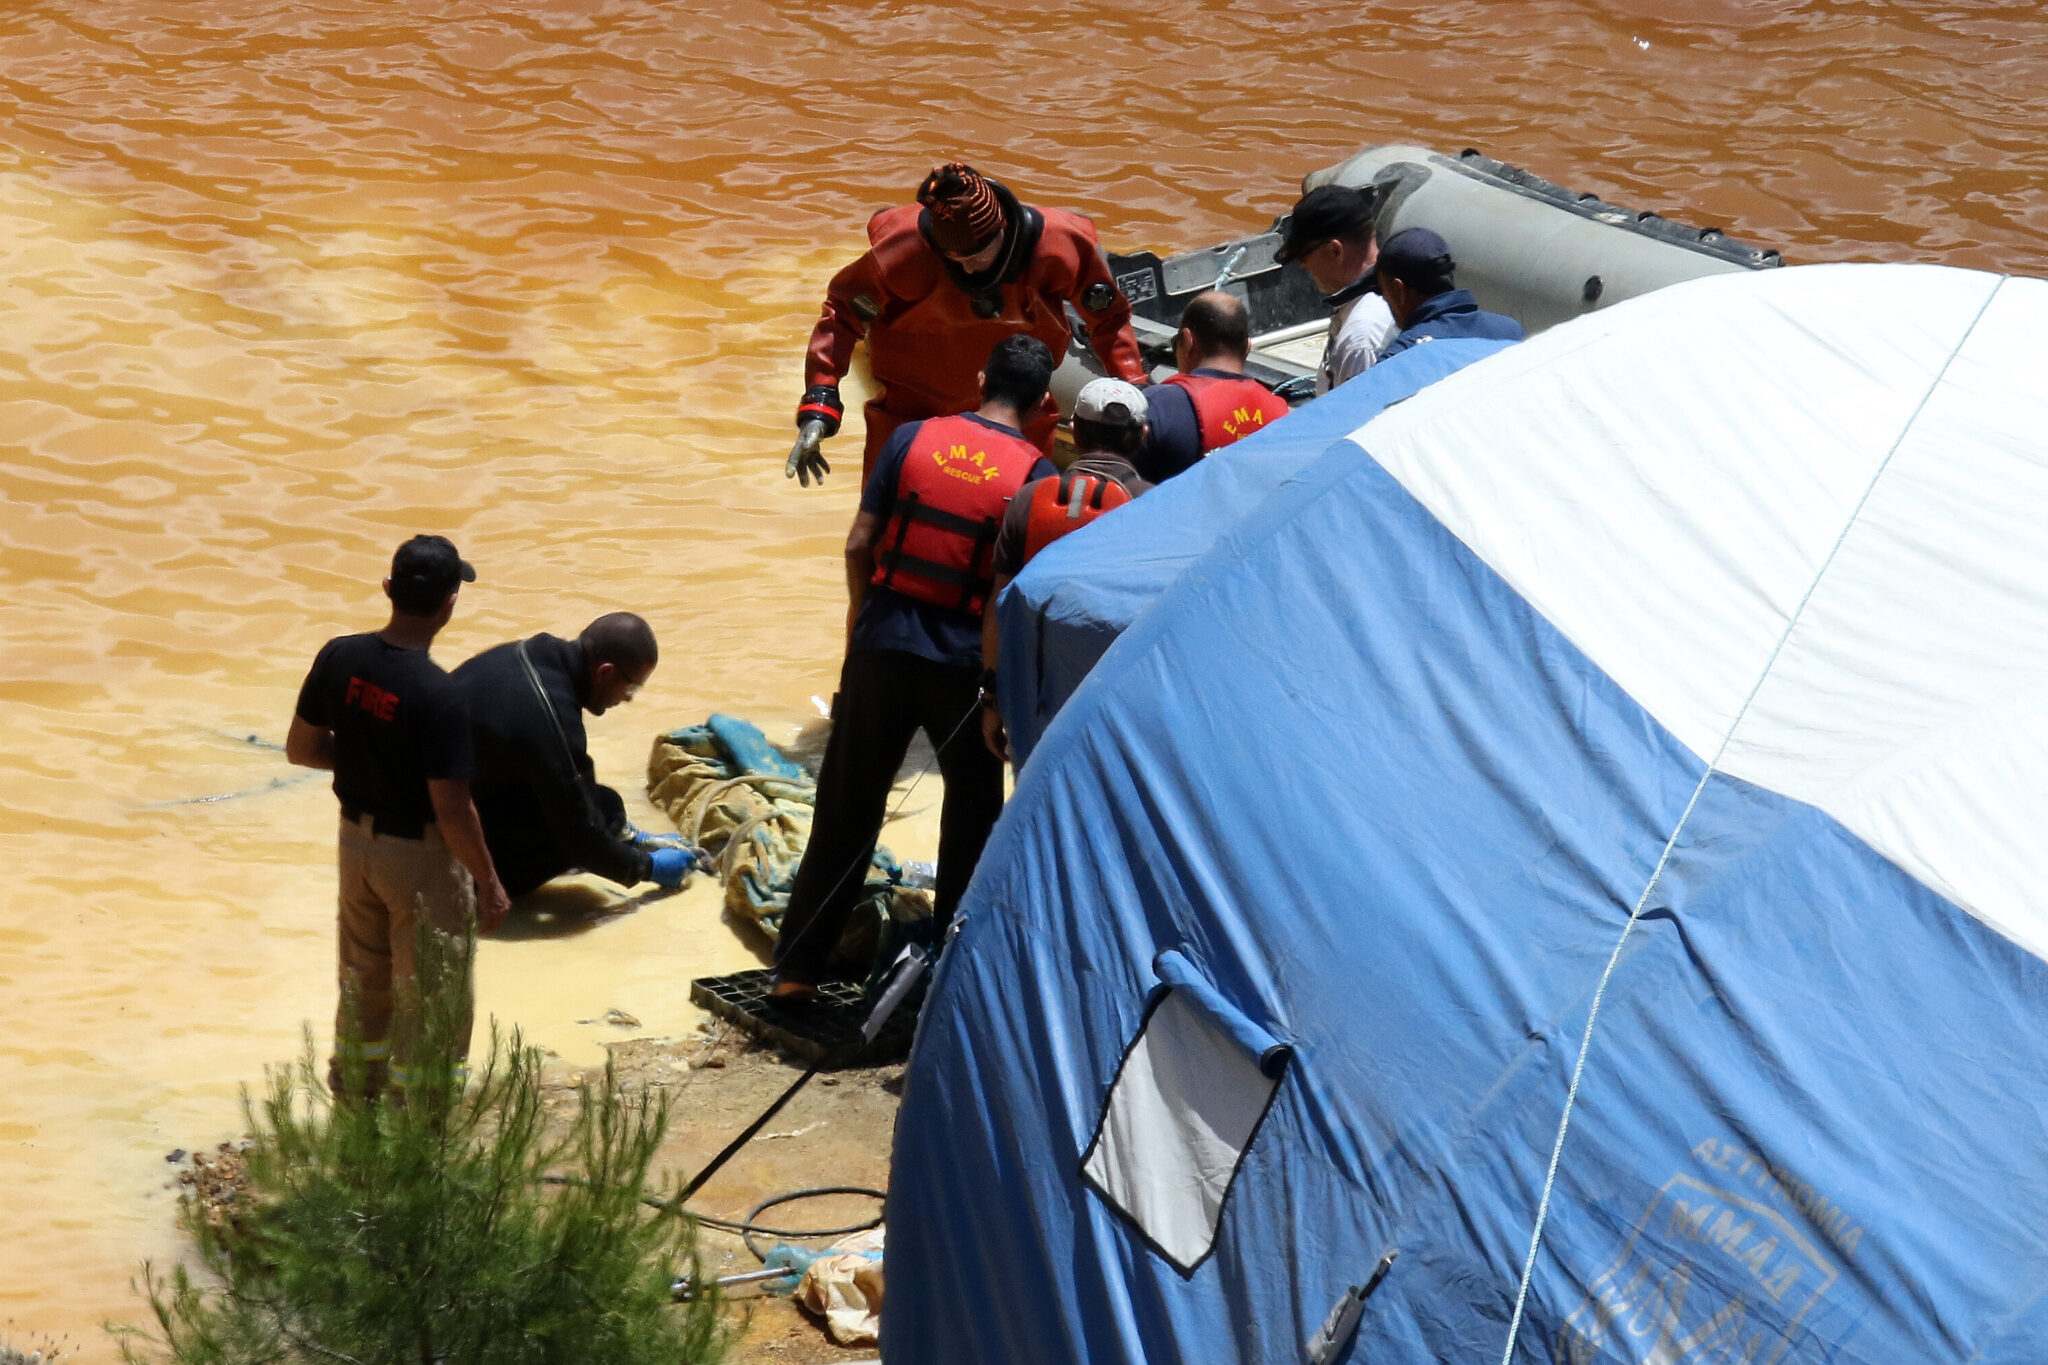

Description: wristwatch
[978,668,999,710]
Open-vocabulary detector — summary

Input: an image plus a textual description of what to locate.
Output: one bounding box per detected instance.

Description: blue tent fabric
[885,265,2048,1364]
[998,339,1513,765]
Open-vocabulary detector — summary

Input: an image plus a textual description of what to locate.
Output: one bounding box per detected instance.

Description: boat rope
[1493,274,2008,1364]
[142,773,317,808]
[682,772,813,847]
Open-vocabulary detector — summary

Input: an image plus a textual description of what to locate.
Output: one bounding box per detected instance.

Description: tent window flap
[1080,954,1291,1274]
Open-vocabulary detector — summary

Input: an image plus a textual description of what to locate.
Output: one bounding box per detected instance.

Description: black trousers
[774,648,1004,985]
[480,783,629,898]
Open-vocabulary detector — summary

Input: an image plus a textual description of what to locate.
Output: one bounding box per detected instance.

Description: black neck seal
[921,179,1044,318]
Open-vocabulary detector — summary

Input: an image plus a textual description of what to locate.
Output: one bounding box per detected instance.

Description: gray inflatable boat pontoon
[1061,144,1780,399]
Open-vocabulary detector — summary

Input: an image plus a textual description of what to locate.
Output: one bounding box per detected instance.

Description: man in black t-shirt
[287,535,509,1098]
[453,613,696,897]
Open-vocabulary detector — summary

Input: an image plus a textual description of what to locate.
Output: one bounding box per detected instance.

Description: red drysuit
[805,197,1147,476]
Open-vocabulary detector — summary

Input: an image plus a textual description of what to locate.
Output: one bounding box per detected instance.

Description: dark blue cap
[1376,227,1456,289]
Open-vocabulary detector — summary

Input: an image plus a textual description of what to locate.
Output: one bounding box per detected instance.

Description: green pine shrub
[119,928,724,1365]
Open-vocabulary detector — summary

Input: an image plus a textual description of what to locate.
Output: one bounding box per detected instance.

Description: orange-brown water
[2,0,2044,1344]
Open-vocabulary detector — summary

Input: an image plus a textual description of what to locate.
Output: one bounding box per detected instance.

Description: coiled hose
[539,1176,884,1262]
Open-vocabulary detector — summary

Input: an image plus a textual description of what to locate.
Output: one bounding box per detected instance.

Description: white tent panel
[1358,264,1987,769]
[1724,275,2048,955]
[1352,263,2048,955]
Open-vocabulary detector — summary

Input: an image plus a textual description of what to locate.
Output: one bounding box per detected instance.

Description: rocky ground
[591,1026,899,1364]
[0,1336,71,1365]
[165,1021,900,1365]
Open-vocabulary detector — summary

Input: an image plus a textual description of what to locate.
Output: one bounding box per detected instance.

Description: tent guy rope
[1492,274,2010,1365]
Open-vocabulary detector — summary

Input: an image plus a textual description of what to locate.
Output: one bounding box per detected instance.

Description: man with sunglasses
[787,161,1146,485]
[1274,184,1398,395]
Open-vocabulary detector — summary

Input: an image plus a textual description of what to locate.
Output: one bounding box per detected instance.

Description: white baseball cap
[1073,377,1148,427]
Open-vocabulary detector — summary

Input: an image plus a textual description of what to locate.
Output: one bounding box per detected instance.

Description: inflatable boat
[1059,144,1781,399]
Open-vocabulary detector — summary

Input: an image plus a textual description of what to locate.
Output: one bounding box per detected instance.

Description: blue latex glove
[649,847,699,888]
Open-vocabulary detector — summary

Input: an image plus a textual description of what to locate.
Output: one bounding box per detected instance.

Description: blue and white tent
[886,263,2048,1364]
[998,337,1513,764]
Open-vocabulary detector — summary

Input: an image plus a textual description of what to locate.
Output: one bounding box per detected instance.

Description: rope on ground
[647,716,927,943]
[1493,275,2009,1365]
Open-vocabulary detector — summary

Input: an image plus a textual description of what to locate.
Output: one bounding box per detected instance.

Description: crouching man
[452,612,695,898]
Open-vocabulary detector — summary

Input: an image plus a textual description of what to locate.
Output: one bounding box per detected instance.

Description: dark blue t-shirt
[1132,373,1201,485]
[854,414,1056,669]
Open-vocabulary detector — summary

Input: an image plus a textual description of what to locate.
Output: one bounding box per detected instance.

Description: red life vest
[1020,470,1133,564]
[871,414,1040,614]
[1162,372,1289,452]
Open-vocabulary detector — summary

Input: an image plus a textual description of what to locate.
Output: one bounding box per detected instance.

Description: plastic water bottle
[899,860,937,890]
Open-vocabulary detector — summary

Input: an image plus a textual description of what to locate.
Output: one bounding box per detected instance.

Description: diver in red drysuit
[786,161,1147,485]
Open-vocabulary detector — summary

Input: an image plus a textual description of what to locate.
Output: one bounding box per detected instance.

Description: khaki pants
[331,812,476,1097]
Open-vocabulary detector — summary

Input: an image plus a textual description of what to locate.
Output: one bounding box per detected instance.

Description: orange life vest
[872,414,1040,614]
[1020,470,1133,564]
[1162,372,1289,452]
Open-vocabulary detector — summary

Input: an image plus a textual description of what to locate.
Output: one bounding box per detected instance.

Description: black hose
[734,1186,885,1262]
[539,927,920,1280]
[539,1174,885,1259]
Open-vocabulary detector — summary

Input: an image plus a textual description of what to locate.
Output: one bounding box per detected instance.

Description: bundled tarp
[887,264,2048,1364]
[646,715,930,964]
[997,338,1514,764]
[647,715,817,934]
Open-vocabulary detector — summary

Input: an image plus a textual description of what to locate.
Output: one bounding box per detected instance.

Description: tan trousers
[331,812,475,1097]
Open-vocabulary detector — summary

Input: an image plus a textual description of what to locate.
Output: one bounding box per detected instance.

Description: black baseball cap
[1275,184,1380,264]
[390,534,475,600]
[1376,227,1456,289]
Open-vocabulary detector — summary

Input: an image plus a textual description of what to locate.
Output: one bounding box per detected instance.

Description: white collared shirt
[1317,290,1397,395]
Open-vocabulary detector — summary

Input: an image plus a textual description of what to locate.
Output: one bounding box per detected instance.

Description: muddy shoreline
[146,1023,900,1365]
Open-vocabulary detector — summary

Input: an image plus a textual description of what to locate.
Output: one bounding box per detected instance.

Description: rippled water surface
[3,0,2044,1341]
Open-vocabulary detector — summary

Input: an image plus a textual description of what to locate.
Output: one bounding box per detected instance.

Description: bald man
[452,613,694,898]
[1133,290,1291,483]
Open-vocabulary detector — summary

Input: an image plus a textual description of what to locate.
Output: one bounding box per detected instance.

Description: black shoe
[764,979,820,1012]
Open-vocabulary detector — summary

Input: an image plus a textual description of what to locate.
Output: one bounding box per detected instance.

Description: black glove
[796,385,843,439]
[787,386,842,487]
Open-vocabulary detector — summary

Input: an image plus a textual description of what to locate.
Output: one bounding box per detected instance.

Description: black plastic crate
[689,969,914,1067]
